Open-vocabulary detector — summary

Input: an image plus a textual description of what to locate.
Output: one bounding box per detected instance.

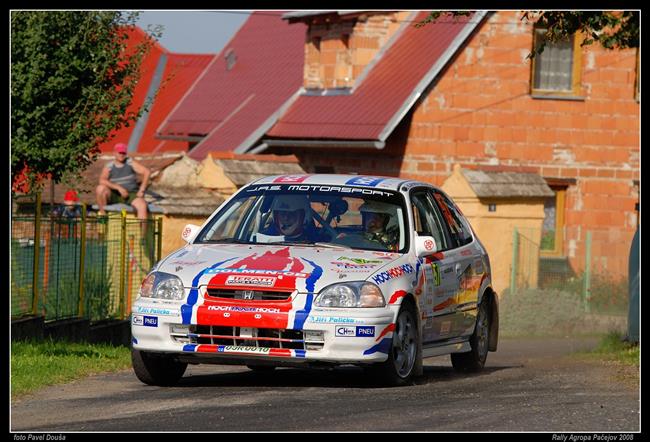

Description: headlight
[139,272,185,300]
[314,282,385,308]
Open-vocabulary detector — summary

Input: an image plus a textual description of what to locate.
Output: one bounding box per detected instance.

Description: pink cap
[114,143,128,154]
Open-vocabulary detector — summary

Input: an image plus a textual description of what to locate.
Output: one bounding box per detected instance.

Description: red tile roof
[156,12,306,159]
[95,28,213,154]
[266,11,483,143]
[95,27,167,153]
[138,53,214,153]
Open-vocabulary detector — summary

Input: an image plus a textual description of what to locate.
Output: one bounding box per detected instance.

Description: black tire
[246,364,276,372]
[367,302,421,386]
[451,299,490,372]
[131,348,187,386]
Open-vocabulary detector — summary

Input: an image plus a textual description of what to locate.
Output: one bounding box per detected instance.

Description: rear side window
[410,191,448,251]
[431,190,473,247]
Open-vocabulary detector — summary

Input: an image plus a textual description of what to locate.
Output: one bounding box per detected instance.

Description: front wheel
[451,300,490,372]
[367,302,421,386]
[131,348,187,386]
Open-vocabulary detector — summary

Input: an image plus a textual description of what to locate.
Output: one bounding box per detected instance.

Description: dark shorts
[108,190,139,205]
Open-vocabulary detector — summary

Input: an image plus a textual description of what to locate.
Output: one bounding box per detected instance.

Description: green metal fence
[508,226,628,315]
[11,195,162,322]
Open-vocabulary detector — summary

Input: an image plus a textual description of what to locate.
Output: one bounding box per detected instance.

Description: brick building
[255,10,639,281]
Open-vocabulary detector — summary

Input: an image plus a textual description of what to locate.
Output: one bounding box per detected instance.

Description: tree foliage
[11,11,159,192]
[522,11,639,57]
[417,10,639,57]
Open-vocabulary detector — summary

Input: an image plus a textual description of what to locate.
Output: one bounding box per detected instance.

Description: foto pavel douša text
[14,435,66,441]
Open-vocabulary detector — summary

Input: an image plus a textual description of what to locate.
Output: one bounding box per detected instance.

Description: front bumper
[131,297,397,365]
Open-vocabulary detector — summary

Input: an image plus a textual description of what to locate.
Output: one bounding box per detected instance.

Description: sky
[135,10,251,54]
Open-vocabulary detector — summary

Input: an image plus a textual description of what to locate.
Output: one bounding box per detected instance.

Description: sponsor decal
[182,227,193,239]
[460,249,473,256]
[205,268,309,278]
[225,275,277,287]
[132,315,143,326]
[345,176,386,187]
[134,306,174,316]
[371,264,414,285]
[431,263,441,286]
[424,239,434,251]
[218,345,271,353]
[287,184,392,197]
[372,252,395,259]
[335,326,356,337]
[169,260,207,266]
[143,316,158,327]
[330,262,377,270]
[246,185,282,192]
[273,175,310,183]
[207,305,281,314]
[307,316,365,324]
[335,326,376,337]
[338,256,383,265]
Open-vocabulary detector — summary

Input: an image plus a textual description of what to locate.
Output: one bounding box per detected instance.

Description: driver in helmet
[359,200,399,251]
[264,194,317,241]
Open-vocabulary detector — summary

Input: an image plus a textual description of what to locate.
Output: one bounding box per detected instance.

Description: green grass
[580,331,640,367]
[11,339,132,400]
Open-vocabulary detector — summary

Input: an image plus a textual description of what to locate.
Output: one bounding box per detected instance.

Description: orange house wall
[296,11,640,278]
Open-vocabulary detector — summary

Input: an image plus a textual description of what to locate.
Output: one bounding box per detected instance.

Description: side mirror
[415,235,438,258]
[181,224,201,243]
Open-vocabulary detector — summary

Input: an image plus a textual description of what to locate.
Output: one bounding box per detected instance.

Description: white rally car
[131,174,498,386]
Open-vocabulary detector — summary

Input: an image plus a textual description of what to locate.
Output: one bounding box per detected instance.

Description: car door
[409,189,461,343]
[430,189,483,338]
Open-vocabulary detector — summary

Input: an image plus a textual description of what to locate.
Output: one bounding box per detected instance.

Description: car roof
[249,174,433,192]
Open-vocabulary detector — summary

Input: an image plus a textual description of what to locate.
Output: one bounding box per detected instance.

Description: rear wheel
[131,348,187,386]
[367,302,421,386]
[451,300,490,372]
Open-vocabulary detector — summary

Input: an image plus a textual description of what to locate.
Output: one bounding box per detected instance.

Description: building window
[540,187,566,256]
[531,29,582,97]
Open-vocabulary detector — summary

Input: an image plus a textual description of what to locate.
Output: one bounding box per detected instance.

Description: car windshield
[196,184,408,253]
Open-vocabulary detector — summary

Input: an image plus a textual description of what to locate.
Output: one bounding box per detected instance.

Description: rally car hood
[157,243,402,293]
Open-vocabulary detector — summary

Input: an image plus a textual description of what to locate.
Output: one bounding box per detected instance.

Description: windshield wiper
[314,242,352,249]
[202,238,250,244]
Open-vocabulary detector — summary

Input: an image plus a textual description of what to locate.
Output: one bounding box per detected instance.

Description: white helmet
[271,195,311,236]
[359,200,398,233]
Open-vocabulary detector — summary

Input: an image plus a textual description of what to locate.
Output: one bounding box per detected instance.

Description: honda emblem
[242,290,255,300]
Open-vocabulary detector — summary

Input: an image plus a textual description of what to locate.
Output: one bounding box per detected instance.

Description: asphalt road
[11,337,639,432]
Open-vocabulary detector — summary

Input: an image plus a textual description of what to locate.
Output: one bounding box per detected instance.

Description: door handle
[455,264,461,274]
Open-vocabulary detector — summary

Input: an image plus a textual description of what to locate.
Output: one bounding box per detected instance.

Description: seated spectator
[95,142,150,220]
[52,190,82,219]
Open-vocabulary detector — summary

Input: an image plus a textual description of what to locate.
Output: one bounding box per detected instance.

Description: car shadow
[173,363,519,389]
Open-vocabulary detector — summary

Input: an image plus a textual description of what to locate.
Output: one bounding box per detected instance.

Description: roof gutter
[377,10,489,142]
[261,139,385,150]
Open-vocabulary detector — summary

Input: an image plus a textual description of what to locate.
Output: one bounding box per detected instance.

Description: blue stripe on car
[182,257,237,324]
[292,258,323,330]
[363,338,392,355]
